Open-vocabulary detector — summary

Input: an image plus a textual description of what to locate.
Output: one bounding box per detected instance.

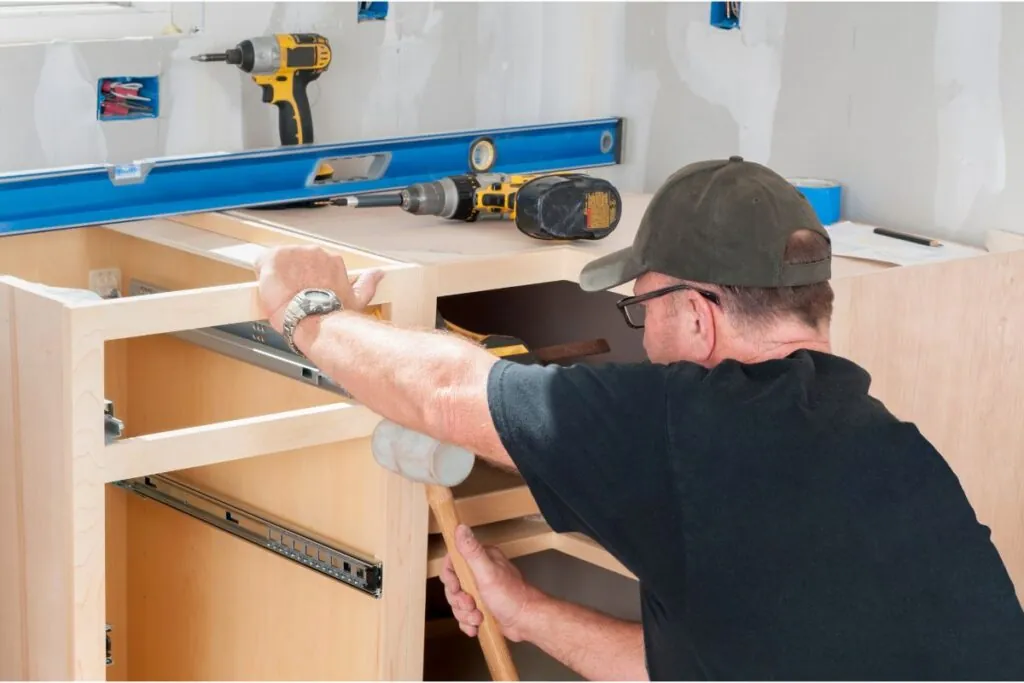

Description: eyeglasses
[615,283,721,328]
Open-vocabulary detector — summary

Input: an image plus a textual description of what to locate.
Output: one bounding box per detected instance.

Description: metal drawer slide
[129,278,353,396]
[115,474,383,598]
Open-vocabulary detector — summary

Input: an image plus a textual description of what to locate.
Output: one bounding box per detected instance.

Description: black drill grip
[275,71,315,146]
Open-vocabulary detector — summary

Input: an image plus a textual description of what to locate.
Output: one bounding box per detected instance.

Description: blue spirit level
[0,117,623,237]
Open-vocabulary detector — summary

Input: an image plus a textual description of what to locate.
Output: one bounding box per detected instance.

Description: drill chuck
[400,175,479,220]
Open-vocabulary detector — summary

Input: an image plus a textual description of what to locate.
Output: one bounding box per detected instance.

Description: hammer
[371,419,519,681]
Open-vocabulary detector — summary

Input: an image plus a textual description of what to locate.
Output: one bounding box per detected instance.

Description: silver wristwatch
[281,288,342,354]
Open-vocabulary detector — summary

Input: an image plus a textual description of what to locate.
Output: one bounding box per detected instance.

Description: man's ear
[688,292,717,360]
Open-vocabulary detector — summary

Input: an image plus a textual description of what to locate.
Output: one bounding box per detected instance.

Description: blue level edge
[0,117,623,237]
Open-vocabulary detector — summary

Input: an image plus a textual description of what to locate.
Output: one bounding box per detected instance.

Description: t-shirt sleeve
[486,358,698,574]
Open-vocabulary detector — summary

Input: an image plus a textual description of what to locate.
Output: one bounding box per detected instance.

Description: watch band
[281,288,342,354]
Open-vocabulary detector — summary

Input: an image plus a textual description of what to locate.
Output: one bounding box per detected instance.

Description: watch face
[302,289,338,313]
[305,289,333,304]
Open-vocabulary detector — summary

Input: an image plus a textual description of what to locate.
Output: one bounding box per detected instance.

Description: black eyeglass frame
[615,283,721,329]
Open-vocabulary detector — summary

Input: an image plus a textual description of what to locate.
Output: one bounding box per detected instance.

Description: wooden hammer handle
[427,484,519,681]
[532,338,611,364]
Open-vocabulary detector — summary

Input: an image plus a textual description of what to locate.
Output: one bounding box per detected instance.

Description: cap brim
[578,247,645,292]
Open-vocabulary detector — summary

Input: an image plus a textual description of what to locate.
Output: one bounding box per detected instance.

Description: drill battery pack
[513,173,622,241]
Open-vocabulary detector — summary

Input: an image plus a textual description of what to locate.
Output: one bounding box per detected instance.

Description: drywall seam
[933,2,1006,238]
[33,43,108,167]
[590,3,658,193]
[475,2,543,126]
[163,37,245,156]
[538,2,591,121]
[361,1,444,137]
[665,2,787,163]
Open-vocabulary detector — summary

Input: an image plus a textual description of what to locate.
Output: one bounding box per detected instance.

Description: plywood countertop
[173,193,895,294]
[129,191,1001,298]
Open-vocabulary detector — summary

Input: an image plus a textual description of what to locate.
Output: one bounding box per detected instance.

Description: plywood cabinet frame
[0,222,440,680]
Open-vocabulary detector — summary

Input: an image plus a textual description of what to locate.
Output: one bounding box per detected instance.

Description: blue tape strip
[789,177,841,225]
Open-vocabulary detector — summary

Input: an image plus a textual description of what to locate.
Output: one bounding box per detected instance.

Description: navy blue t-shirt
[486,349,1024,680]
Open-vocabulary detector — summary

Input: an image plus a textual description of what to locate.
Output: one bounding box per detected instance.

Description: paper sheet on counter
[825,221,986,267]
[210,241,268,266]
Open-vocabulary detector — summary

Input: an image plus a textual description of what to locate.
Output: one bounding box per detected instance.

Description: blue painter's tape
[788,177,841,225]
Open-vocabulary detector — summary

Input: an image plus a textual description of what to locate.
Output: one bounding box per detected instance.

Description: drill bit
[328,193,404,208]
[191,53,228,62]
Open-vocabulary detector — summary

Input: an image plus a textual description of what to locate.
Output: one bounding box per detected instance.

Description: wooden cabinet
[2,197,1023,680]
[0,221,426,680]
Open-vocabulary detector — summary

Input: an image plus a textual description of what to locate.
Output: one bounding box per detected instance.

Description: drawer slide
[115,474,383,597]
[125,278,540,396]
[129,278,357,396]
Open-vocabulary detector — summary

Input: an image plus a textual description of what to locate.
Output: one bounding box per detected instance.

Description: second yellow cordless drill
[193,33,331,148]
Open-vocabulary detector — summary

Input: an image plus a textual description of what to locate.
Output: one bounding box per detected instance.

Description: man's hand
[440,524,546,642]
[252,245,384,332]
[442,524,647,680]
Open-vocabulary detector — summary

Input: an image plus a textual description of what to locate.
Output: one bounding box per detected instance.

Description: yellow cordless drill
[194,34,330,142]
[331,172,622,241]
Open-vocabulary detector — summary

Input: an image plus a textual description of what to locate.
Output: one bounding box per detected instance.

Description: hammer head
[370,419,475,487]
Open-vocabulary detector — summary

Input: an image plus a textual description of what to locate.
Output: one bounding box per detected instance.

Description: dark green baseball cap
[578,156,831,292]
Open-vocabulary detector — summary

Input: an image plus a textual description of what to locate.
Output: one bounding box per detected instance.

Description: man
[253,157,1024,680]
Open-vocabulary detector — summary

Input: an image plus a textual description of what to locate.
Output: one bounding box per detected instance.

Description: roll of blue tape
[788,177,841,225]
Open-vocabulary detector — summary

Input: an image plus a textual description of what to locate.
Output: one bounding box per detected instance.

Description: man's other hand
[253,245,384,332]
[440,524,546,642]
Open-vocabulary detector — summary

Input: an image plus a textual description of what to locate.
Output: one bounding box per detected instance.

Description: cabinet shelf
[429,463,540,535]
[426,518,632,581]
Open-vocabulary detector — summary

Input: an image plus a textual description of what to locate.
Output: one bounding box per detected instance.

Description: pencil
[872,227,942,247]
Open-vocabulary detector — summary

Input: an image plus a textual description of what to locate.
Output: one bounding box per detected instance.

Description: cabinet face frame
[0,224,433,680]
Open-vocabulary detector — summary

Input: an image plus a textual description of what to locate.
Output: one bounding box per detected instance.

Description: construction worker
[252,157,1024,680]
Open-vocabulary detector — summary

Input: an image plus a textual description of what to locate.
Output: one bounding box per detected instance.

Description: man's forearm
[293,309,513,467]
[521,595,647,681]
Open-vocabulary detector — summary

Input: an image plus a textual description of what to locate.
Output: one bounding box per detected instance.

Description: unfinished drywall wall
[3,1,1024,246]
